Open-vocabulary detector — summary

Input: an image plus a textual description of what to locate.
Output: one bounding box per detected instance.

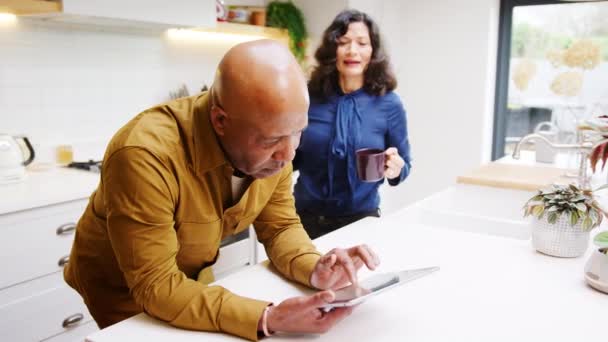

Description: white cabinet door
[0,272,93,342]
[42,321,98,342]
[213,237,251,280]
[0,199,87,289]
[61,0,216,28]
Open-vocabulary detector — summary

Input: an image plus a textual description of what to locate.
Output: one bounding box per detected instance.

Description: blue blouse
[293,88,411,216]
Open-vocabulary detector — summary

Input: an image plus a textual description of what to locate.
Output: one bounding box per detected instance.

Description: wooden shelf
[0,0,61,15]
[201,21,289,44]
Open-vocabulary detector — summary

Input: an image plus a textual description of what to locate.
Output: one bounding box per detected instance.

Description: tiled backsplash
[0,19,237,162]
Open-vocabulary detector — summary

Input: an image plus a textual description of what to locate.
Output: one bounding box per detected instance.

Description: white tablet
[321,266,439,312]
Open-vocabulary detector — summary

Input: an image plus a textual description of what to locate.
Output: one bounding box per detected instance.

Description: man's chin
[252,166,283,179]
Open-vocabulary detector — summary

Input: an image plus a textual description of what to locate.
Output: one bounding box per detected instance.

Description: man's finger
[304,290,335,310]
[350,245,377,270]
[333,250,358,285]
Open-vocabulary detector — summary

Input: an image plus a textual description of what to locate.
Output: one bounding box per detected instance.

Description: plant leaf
[594,231,608,247]
[582,216,593,231]
[589,142,604,173]
[548,212,559,224]
[602,142,608,171]
[532,205,545,219]
[570,210,579,226]
[575,203,587,212]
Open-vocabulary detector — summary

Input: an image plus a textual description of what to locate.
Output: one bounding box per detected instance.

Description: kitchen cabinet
[0,166,257,341]
[0,0,216,31]
[0,197,95,342]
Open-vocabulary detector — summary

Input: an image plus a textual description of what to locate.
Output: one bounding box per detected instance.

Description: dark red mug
[356,148,385,182]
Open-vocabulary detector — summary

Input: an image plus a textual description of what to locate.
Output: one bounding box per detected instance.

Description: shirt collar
[191,92,231,175]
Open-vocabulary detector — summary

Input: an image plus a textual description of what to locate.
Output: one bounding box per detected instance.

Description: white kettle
[0,134,35,184]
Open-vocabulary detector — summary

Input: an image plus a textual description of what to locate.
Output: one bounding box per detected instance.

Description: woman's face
[335,22,373,79]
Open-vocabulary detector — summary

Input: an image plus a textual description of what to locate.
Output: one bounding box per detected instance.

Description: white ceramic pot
[531,214,589,257]
[585,248,608,294]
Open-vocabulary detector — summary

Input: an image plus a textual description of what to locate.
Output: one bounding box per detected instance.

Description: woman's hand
[384,147,405,180]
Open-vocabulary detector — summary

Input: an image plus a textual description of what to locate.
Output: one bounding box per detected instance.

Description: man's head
[209,39,309,179]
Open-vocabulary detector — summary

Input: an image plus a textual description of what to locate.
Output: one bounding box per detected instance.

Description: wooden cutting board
[456,162,578,191]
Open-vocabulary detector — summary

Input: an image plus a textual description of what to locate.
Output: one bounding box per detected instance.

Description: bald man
[64,40,380,340]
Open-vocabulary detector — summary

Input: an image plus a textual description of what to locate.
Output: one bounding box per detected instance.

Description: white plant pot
[585,248,608,294]
[531,214,590,257]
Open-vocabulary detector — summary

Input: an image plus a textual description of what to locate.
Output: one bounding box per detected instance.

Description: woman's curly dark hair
[308,9,397,101]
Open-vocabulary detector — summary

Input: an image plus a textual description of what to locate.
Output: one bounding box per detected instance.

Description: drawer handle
[62,313,84,328]
[58,255,69,267]
[56,223,76,235]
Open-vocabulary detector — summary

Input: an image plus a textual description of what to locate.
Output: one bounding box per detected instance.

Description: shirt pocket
[175,220,221,278]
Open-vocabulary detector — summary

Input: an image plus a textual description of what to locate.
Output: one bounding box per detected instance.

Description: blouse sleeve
[386,95,412,186]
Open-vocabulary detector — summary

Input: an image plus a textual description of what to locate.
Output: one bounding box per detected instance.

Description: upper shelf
[0,0,216,32]
[1,0,285,41]
[0,0,60,15]
[211,22,288,42]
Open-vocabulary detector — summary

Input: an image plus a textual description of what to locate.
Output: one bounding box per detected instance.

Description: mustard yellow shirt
[64,92,321,341]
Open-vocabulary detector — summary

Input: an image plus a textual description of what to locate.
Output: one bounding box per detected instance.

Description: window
[493,0,608,160]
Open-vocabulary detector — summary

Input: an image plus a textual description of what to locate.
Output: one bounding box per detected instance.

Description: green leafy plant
[266,0,307,63]
[594,231,608,254]
[523,183,608,231]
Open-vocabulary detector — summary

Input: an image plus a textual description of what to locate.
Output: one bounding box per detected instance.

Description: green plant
[594,231,608,254]
[266,0,307,62]
[523,183,608,230]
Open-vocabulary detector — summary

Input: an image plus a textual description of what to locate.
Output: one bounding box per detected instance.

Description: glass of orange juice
[56,145,74,165]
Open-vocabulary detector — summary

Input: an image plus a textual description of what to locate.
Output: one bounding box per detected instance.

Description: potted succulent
[523,183,608,257]
[585,231,608,294]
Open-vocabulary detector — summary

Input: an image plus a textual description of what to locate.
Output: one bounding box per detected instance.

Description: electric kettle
[0,134,35,184]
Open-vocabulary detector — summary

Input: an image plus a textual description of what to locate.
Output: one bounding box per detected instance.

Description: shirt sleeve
[386,95,412,186]
[253,163,322,287]
[103,147,269,341]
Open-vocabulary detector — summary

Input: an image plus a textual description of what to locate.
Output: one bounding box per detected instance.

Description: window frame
[491,0,598,160]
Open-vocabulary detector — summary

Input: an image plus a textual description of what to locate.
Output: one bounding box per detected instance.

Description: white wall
[296,0,501,213]
[0,19,243,162]
[1,1,501,214]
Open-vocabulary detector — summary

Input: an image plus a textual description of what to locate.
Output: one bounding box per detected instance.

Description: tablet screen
[331,273,399,304]
[322,266,439,311]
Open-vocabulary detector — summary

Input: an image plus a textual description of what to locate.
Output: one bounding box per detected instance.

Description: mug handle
[16,136,35,166]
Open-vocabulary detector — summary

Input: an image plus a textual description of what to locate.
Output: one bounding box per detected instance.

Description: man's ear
[210,105,227,136]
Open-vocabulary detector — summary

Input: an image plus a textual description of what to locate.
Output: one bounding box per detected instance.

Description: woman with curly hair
[294,9,412,239]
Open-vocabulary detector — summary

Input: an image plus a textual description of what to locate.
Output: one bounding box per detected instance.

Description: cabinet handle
[62,313,84,328]
[56,223,76,235]
[58,255,69,267]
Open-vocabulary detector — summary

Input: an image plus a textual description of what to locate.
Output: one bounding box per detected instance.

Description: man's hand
[384,147,405,180]
[310,245,380,290]
[265,290,353,334]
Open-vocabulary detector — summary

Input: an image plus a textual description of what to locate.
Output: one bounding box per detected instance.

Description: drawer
[0,200,88,289]
[42,320,98,342]
[0,271,93,342]
[213,234,252,280]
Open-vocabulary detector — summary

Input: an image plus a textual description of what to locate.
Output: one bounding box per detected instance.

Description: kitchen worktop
[0,166,99,215]
[85,183,608,342]
[457,150,607,191]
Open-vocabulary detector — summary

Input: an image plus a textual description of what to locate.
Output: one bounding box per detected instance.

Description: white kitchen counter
[85,204,608,342]
[0,167,99,215]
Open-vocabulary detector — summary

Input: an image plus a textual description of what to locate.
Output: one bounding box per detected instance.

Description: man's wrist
[258,305,274,337]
